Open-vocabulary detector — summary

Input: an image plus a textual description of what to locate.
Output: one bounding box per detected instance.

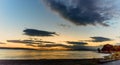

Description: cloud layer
[90,36,112,42]
[7,40,55,44]
[23,29,58,36]
[44,0,118,26]
[7,39,97,51]
[79,36,112,42]
[67,41,88,45]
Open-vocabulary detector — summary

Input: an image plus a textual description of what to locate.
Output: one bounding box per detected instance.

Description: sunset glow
[0,0,120,51]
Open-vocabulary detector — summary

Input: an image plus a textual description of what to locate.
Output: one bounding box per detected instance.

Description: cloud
[90,36,112,42]
[7,39,69,47]
[69,45,98,51]
[38,44,69,47]
[7,40,33,44]
[7,39,98,51]
[65,41,98,51]
[79,36,113,42]
[26,44,37,47]
[37,43,97,51]
[44,0,118,26]
[66,41,88,45]
[35,42,96,51]
[7,40,55,44]
[23,29,58,36]
[58,24,71,28]
[0,42,6,44]
[39,41,55,43]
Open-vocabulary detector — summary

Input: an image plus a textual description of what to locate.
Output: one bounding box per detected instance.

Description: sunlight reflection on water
[0,49,103,59]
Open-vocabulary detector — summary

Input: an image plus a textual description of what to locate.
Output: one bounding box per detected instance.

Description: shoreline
[0,59,101,65]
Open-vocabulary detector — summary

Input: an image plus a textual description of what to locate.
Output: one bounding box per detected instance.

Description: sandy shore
[0,59,101,65]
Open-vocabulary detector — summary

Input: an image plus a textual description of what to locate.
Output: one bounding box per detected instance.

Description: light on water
[0,49,103,59]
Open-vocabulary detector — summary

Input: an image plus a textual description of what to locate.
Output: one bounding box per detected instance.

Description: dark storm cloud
[44,0,117,26]
[90,36,112,42]
[23,29,58,36]
[66,41,88,45]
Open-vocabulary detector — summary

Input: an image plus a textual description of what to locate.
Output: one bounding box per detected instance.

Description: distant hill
[101,44,120,53]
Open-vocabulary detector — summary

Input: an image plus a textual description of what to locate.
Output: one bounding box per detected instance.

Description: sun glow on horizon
[0,0,119,50]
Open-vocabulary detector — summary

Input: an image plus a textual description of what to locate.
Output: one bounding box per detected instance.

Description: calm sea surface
[0,49,103,59]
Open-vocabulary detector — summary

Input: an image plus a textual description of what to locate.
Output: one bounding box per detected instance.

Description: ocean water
[0,49,103,59]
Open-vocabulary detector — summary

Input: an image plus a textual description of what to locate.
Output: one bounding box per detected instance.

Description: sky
[0,0,120,50]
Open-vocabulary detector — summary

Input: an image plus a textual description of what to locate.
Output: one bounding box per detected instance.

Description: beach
[0,59,100,65]
[2,59,120,65]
